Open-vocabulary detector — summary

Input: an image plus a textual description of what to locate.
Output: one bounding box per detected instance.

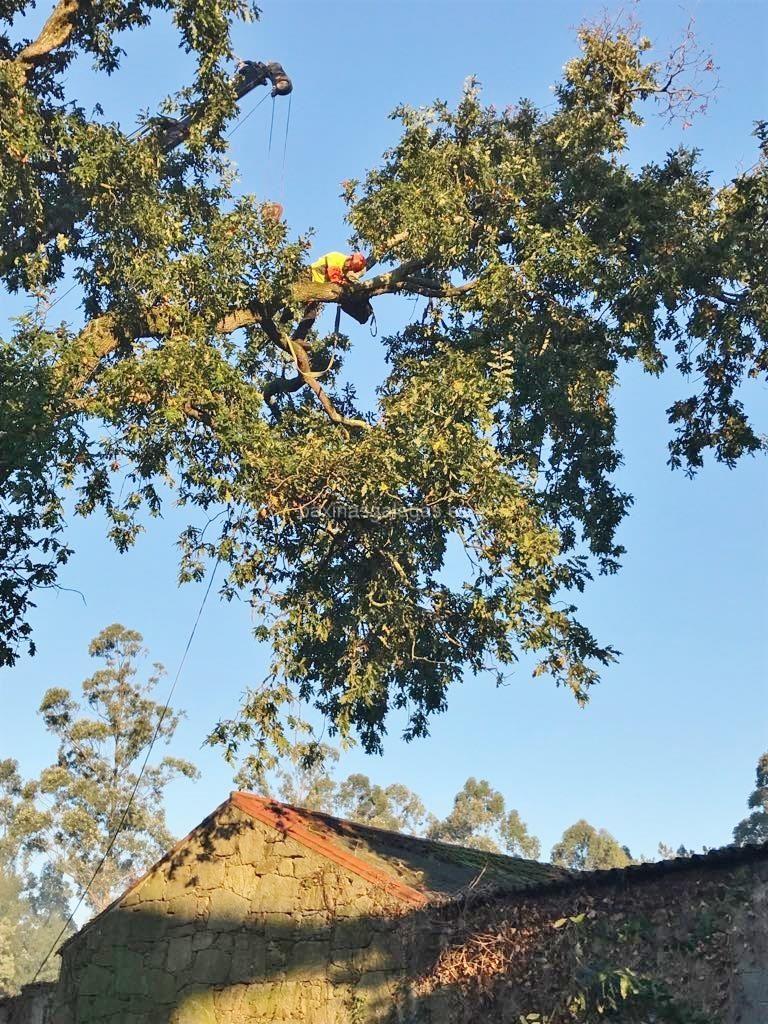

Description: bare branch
[399,275,478,299]
[629,17,718,126]
[365,232,410,270]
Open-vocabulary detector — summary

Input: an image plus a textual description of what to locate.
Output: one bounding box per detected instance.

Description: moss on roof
[278,803,570,896]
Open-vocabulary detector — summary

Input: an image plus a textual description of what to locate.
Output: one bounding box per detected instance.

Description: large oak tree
[1,3,765,765]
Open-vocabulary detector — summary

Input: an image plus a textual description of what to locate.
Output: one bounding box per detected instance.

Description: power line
[31,551,225,981]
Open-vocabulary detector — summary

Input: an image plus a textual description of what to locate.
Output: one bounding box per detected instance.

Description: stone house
[49,791,565,1023]
[2,791,767,1023]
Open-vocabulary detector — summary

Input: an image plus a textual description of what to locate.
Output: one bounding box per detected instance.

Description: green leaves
[427,777,541,858]
[733,750,768,845]
[551,820,632,871]
[0,10,765,765]
[34,623,199,911]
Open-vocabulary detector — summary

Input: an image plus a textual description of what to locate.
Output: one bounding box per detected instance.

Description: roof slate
[232,791,570,896]
[61,792,768,956]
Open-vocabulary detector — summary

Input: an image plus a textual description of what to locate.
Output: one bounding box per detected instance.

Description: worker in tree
[310,251,367,286]
[296,252,372,339]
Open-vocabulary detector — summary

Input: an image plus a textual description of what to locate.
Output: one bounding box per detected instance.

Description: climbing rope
[262,87,292,207]
[268,94,276,155]
[280,90,292,201]
[43,280,79,313]
[226,90,271,140]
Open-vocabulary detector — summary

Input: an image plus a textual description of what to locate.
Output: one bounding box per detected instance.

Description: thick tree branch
[54,252,468,432]
[299,371,369,430]
[148,62,292,152]
[58,313,122,391]
[399,275,478,299]
[362,259,429,297]
[262,372,304,408]
[55,253,478,399]
[16,0,80,70]
[5,59,292,267]
[291,260,480,310]
[261,310,370,430]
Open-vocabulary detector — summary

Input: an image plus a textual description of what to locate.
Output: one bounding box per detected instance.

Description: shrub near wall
[414,859,768,1024]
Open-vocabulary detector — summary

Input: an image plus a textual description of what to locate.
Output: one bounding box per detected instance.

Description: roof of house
[61,790,570,952]
[231,791,569,902]
[505,836,768,900]
[61,791,768,953]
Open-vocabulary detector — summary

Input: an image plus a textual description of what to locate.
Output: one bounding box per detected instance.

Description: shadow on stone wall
[53,811,451,1024]
[48,815,768,1024]
[57,903,449,1023]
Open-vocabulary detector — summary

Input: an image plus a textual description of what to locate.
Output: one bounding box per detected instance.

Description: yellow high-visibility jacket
[310,252,348,284]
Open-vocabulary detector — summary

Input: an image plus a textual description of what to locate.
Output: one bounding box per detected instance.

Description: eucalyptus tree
[236,740,342,813]
[1,5,765,767]
[335,774,429,836]
[38,624,199,910]
[0,762,71,990]
[427,777,540,857]
[0,759,48,869]
[0,868,72,993]
[734,752,768,845]
[551,819,632,871]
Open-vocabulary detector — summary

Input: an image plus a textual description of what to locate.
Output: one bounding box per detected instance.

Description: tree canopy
[1,3,766,765]
[335,775,429,836]
[0,762,73,992]
[551,819,632,871]
[244,743,540,856]
[426,777,540,857]
[733,751,768,846]
[6,624,198,913]
[0,866,71,994]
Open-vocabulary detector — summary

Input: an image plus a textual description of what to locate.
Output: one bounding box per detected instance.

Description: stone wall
[409,858,768,1024]
[732,864,768,1021]
[0,982,56,1024]
[12,810,767,1024]
[52,802,410,1024]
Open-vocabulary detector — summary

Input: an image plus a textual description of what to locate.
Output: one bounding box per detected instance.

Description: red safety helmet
[345,252,367,273]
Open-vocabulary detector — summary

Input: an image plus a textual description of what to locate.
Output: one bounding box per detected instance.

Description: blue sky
[2,0,767,867]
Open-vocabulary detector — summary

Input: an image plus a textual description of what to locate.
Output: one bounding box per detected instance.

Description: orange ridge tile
[231,791,428,908]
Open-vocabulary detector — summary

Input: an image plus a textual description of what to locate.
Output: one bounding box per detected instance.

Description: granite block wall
[4,808,765,1024]
[52,803,410,1024]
